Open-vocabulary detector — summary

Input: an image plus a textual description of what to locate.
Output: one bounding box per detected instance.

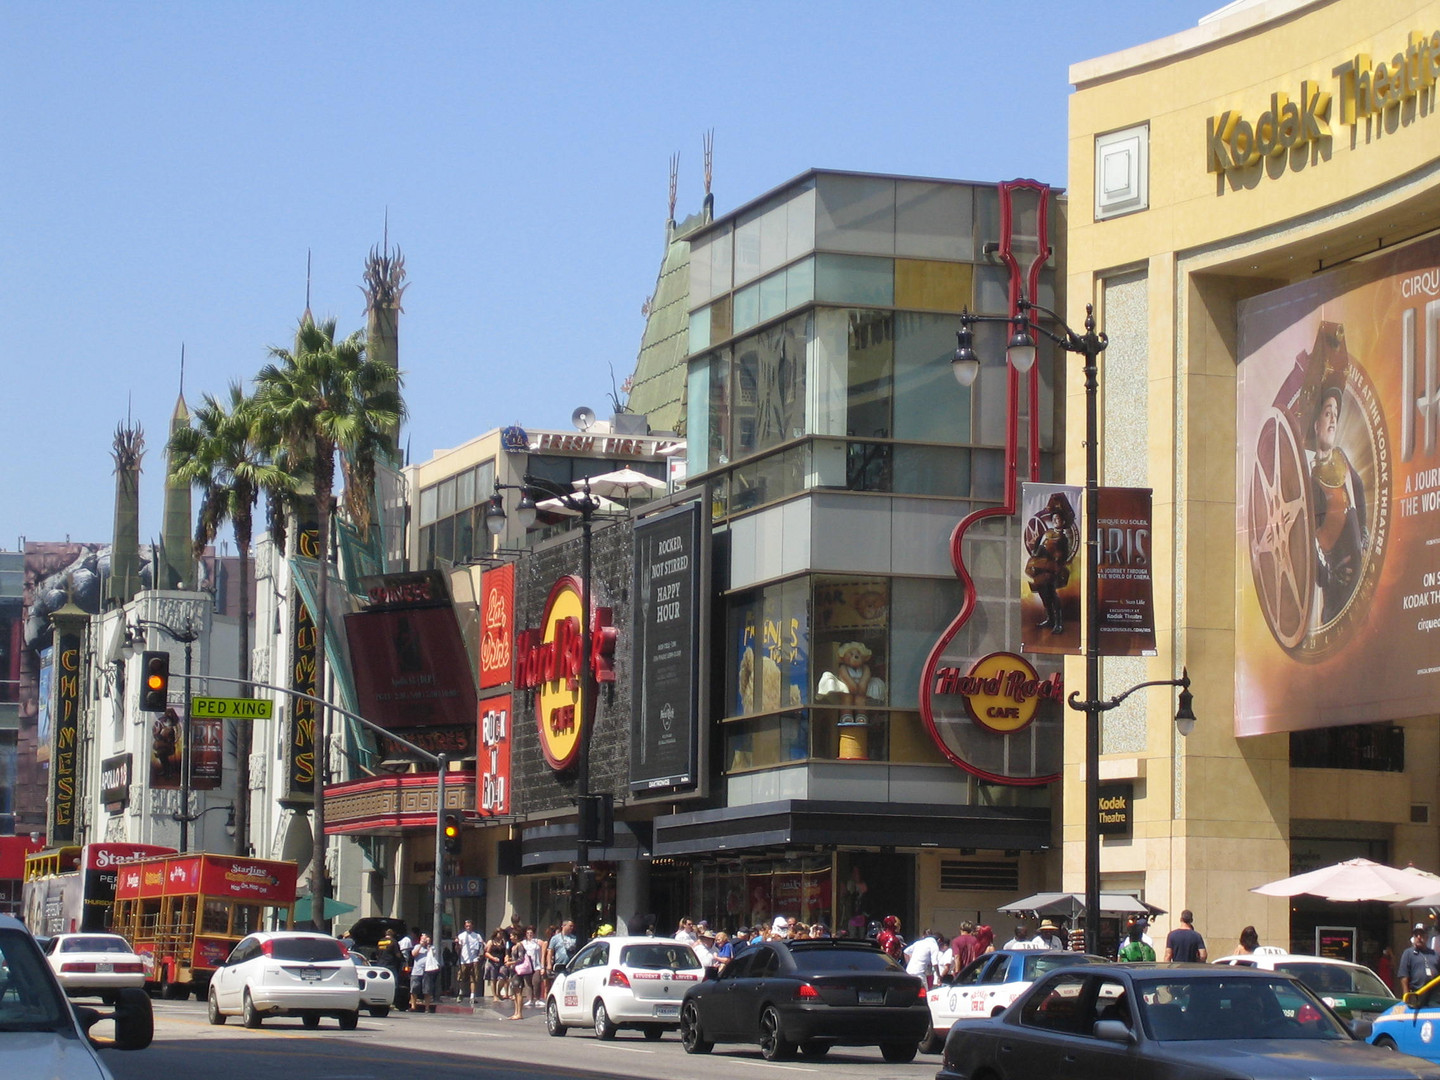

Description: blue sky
[1,1,1221,548]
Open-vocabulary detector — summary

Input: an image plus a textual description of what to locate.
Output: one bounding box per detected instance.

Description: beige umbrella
[1252,858,1436,903]
[535,493,624,517]
[577,467,666,501]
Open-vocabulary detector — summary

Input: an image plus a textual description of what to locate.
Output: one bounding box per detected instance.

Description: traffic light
[443,814,461,856]
[139,651,170,712]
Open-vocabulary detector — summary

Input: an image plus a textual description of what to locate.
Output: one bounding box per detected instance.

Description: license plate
[858,990,884,1005]
[298,967,322,981]
[97,963,113,973]
[654,1003,680,1018]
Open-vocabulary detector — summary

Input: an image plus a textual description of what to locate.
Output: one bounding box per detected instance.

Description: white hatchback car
[546,935,703,1040]
[43,934,147,1001]
[207,931,361,1029]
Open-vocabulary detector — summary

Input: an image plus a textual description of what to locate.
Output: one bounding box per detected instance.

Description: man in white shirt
[903,930,942,987]
[454,919,484,1004]
[693,930,715,969]
[1002,924,1047,950]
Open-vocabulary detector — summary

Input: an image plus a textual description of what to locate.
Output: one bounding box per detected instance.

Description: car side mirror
[1093,1019,1134,1044]
[78,989,154,1052]
[1347,1019,1373,1040]
[551,961,566,975]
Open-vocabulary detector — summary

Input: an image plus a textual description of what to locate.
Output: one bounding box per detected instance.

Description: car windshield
[60,935,132,954]
[1275,961,1393,998]
[0,929,70,1033]
[268,937,347,962]
[790,947,899,973]
[1021,953,1096,981]
[621,944,701,971]
[1138,976,1351,1041]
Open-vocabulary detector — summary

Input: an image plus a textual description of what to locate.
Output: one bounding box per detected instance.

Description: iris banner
[1236,233,1440,735]
[1094,487,1157,657]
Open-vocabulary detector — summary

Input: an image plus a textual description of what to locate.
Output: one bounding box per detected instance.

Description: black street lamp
[128,614,203,853]
[954,295,1196,955]
[486,475,603,940]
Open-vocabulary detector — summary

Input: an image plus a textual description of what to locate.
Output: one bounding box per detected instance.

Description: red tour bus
[112,852,298,999]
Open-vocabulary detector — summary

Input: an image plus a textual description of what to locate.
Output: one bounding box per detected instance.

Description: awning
[295,890,358,921]
[651,800,1050,857]
[999,892,1164,919]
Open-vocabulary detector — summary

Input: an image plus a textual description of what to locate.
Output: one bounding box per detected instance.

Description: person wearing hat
[1036,919,1066,950]
[1399,924,1440,996]
[693,926,716,969]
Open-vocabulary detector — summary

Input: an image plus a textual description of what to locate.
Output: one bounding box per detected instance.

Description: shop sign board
[1236,233,1440,734]
[630,502,702,793]
[479,563,515,690]
[49,629,82,844]
[478,695,512,816]
[100,753,132,810]
[1097,782,1134,837]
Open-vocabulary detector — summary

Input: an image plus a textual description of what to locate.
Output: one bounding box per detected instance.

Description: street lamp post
[486,475,601,941]
[954,296,1196,955]
[130,614,202,852]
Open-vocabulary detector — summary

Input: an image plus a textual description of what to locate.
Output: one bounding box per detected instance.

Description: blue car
[1371,973,1440,1059]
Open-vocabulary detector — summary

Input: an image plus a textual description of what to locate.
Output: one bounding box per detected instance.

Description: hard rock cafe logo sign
[515,576,616,771]
[941,653,1062,735]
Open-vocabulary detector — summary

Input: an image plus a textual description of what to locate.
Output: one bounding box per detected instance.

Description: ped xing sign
[191,696,274,720]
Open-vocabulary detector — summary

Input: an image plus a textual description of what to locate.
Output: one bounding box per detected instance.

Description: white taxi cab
[546,935,703,1040]
[922,949,1104,1052]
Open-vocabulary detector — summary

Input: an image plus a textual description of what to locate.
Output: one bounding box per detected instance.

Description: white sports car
[349,955,395,1016]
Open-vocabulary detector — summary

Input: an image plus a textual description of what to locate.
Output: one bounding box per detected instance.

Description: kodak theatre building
[1066,0,1440,963]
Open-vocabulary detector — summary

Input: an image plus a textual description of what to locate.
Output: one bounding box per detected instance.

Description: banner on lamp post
[1094,487,1158,657]
[1020,483,1082,655]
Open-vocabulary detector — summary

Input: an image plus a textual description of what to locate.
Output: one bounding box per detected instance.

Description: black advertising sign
[286,594,317,804]
[630,502,702,793]
[1097,782,1134,836]
[49,630,81,843]
[100,753,132,810]
[1094,487,1158,657]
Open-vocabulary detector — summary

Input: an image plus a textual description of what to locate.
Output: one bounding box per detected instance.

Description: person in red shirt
[950,921,980,976]
[877,915,905,961]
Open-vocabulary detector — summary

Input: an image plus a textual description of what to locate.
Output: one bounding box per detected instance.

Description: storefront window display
[732,312,810,462]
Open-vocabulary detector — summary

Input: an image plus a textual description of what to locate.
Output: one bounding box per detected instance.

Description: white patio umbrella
[577,467,666,501]
[535,493,624,517]
[1251,858,1436,903]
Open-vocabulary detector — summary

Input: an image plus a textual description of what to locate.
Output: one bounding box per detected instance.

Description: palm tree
[168,383,294,856]
[256,315,404,928]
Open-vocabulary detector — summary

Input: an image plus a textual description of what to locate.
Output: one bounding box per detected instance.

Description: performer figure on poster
[151,707,182,784]
[1307,386,1367,625]
[1024,492,1079,635]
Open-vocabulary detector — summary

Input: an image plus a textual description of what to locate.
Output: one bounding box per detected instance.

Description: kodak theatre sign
[1206,26,1440,177]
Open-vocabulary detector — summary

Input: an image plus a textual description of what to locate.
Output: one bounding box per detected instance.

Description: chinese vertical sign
[49,629,81,843]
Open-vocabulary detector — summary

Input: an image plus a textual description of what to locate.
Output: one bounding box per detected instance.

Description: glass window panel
[973,448,1006,501]
[710,294,732,344]
[846,441,892,491]
[815,174,895,255]
[725,716,785,772]
[437,477,457,518]
[735,215,762,287]
[895,181,973,259]
[687,356,711,479]
[455,508,475,563]
[893,445,971,497]
[894,259,972,312]
[730,458,763,514]
[690,233,713,303]
[893,312,971,443]
[688,304,711,354]
[418,485,438,526]
[890,579,964,709]
[809,438,847,488]
[974,186,1001,261]
[1036,267,1057,311]
[815,254,894,307]
[731,314,809,462]
[782,575,810,709]
[730,591,761,717]
[886,711,949,763]
[526,455,574,489]
[974,264,1012,313]
[812,576,890,758]
[758,270,787,323]
[733,282,760,333]
[847,310,893,439]
[809,308,848,438]
[786,257,814,308]
[456,467,476,510]
[418,525,434,568]
[710,470,729,521]
[707,348,731,469]
[786,183,816,258]
[434,515,455,564]
[759,204,787,276]
[974,320,1012,448]
[475,459,496,505]
[710,228,733,295]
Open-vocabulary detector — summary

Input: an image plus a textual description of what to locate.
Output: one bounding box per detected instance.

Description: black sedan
[679,938,928,1062]
[939,962,1440,1080]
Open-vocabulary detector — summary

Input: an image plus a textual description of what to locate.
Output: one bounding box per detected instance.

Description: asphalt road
[97,996,938,1080]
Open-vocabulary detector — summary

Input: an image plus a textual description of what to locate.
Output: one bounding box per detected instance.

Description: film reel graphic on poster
[1247,320,1390,660]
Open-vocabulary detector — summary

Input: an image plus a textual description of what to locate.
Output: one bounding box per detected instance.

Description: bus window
[232,904,262,937]
[202,900,230,934]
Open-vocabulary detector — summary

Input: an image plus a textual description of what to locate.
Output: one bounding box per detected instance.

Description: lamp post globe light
[487,475,603,941]
[953,296,1195,955]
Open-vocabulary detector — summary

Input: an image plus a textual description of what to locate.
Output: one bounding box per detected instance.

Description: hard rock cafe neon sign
[941,652,1062,735]
[515,576,615,771]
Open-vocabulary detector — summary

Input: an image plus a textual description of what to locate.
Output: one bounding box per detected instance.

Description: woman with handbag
[506,928,533,1020]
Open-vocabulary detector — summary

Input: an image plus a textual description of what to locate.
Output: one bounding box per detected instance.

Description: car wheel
[799,1041,830,1058]
[759,1005,795,1061]
[1375,1035,1399,1050]
[207,989,226,1026]
[881,1040,918,1064]
[642,1024,664,1041]
[338,1010,359,1031]
[302,1012,321,1029]
[919,1027,943,1054]
[368,1004,390,1018]
[242,990,262,1029]
[680,1000,712,1054]
[594,999,617,1040]
[546,998,567,1036]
